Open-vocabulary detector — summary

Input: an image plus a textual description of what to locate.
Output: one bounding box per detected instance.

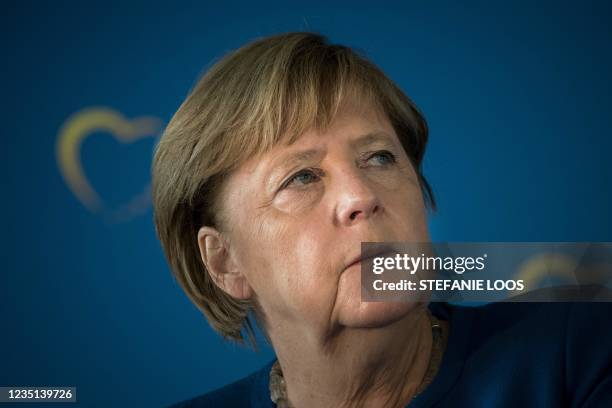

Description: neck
[268,304,434,408]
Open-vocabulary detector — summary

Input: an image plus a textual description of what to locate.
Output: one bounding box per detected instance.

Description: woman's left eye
[366,150,397,166]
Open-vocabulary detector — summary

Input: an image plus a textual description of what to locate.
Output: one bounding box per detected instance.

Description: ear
[197,226,253,300]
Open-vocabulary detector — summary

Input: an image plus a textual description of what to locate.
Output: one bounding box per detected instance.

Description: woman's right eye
[282,169,322,189]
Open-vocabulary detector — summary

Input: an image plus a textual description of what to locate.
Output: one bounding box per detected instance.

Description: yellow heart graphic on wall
[56,107,162,221]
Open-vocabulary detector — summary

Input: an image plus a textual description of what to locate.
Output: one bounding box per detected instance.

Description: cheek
[365,166,407,192]
[285,230,340,317]
[234,210,339,324]
[393,187,429,240]
[395,167,429,236]
[374,172,430,242]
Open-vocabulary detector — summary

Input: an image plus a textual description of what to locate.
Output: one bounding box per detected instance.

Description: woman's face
[216,101,430,337]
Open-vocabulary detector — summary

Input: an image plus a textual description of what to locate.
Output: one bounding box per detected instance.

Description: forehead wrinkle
[268,147,327,176]
[285,148,325,165]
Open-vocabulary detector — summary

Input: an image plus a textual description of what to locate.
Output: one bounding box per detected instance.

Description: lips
[345,245,397,271]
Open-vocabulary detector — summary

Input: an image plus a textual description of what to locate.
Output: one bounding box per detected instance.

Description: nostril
[349,211,359,220]
[372,205,379,214]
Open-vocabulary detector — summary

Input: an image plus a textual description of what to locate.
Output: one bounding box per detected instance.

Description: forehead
[253,100,398,168]
[305,101,394,142]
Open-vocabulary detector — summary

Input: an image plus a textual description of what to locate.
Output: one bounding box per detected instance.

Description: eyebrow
[350,131,395,149]
[279,131,395,165]
[283,148,324,165]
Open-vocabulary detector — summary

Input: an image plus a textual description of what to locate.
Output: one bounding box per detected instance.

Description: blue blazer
[170,301,612,407]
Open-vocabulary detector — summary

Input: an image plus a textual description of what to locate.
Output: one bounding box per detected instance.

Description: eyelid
[279,167,323,191]
[361,149,397,164]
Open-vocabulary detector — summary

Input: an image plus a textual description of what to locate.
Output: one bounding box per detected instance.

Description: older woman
[152,32,612,407]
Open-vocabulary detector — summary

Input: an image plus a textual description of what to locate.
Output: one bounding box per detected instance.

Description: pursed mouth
[345,246,398,271]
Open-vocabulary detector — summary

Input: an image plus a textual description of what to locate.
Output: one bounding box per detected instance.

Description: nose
[335,173,382,226]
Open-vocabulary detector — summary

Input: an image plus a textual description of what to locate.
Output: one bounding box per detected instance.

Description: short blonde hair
[151,32,435,346]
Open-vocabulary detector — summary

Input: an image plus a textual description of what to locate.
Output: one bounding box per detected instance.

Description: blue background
[2,1,611,406]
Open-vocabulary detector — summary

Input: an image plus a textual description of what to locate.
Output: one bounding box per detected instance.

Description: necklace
[269,309,447,407]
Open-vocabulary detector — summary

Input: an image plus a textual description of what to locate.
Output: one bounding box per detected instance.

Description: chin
[338,299,423,329]
[335,262,425,329]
